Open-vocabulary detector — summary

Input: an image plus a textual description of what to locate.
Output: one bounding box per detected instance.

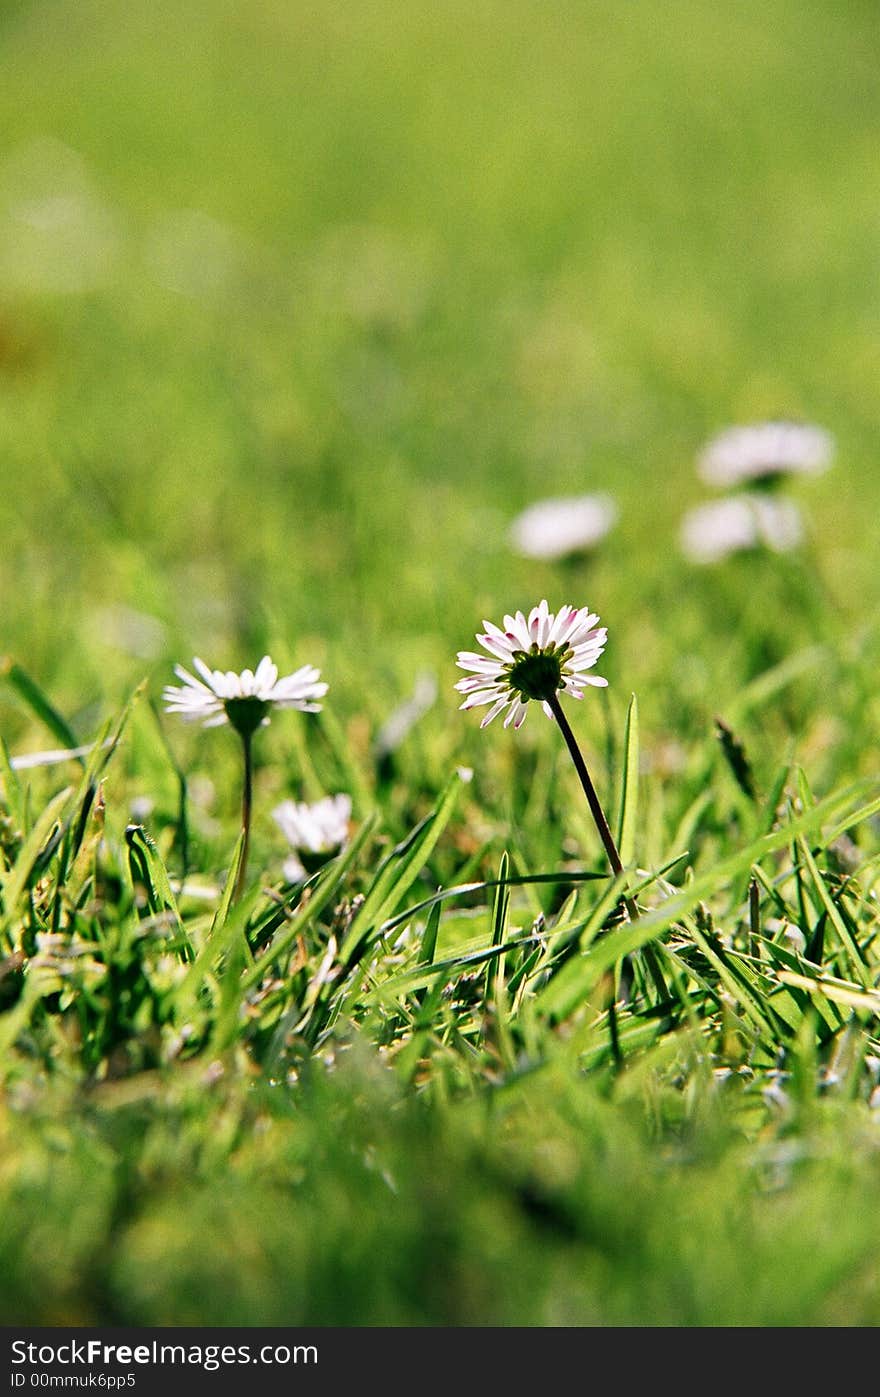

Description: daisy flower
[697,421,834,489]
[455,599,607,730]
[163,655,327,736]
[508,493,617,561]
[273,794,352,855]
[273,793,352,881]
[680,494,803,565]
[163,653,328,903]
[455,599,641,933]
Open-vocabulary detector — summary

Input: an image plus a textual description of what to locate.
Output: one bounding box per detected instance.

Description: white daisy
[697,421,834,489]
[273,794,352,880]
[163,654,327,736]
[508,493,617,561]
[273,793,352,855]
[455,599,608,730]
[680,495,803,565]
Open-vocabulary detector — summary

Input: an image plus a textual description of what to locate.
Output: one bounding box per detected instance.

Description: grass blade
[344,772,463,956]
[419,898,441,967]
[241,812,378,994]
[0,785,73,926]
[616,693,639,868]
[1,658,82,758]
[796,836,869,988]
[124,823,193,961]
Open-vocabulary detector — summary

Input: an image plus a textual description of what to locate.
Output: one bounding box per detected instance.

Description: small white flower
[163,654,327,735]
[508,493,618,561]
[697,421,834,489]
[455,598,607,730]
[273,793,352,856]
[680,494,803,564]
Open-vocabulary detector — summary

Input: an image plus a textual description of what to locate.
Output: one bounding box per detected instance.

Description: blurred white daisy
[697,421,834,489]
[273,793,352,880]
[680,494,803,565]
[163,655,327,736]
[164,654,328,904]
[508,492,617,561]
[455,598,607,730]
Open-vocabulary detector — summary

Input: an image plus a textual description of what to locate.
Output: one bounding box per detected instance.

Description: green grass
[1,0,879,1326]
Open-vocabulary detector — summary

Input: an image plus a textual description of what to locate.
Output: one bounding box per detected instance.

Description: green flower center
[224,696,270,737]
[506,644,570,702]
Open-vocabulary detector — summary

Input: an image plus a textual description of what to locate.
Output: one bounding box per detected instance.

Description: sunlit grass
[1,0,879,1326]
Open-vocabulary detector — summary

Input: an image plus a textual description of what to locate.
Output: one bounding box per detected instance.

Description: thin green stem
[234,729,254,903]
[547,691,639,924]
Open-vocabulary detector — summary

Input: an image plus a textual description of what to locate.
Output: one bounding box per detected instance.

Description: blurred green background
[3,0,880,1329]
[0,0,877,759]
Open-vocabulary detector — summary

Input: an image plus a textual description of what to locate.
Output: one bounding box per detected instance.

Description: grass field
[1,0,880,1326]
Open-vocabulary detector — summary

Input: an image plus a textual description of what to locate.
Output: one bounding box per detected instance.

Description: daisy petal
[456,601,609,736]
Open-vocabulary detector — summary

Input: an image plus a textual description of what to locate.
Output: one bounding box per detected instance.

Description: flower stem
[234,729,254,903]
[547,692,639,923]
